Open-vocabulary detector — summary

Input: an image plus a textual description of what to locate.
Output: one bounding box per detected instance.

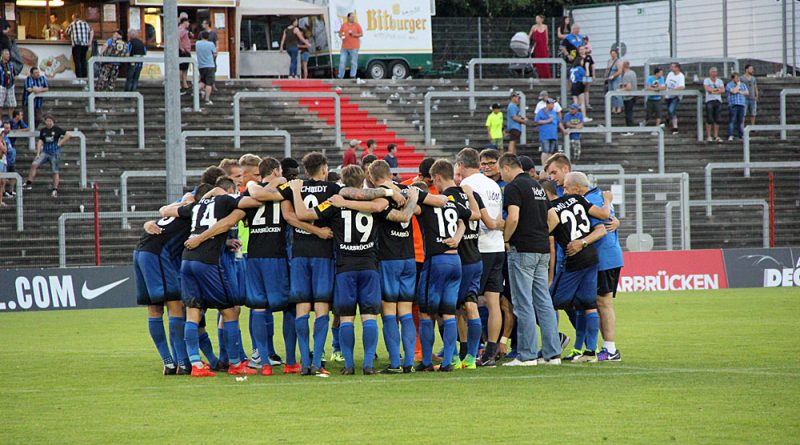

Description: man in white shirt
[703,67,724,142]
[456,147,506,367]
[534,90,562,118]
[664,62,686,135]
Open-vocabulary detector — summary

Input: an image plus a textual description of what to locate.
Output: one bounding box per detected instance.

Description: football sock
[441,318,458,367]
[236,327,248,363]
[248,310,257,357]
[217,322,228,365]
[458,342,467,361]
[438,322,445,343]
[585,312,600,353]
[295,314,311,368]
[198,332,219,368]
[340,321,356,370]
[184,321,202,367]
[399,314,416,368]
[382,315,401,368]
[467,318,482,358]
[362,319,379,370]
[223,320,242,366]
[312,314,330,369]
[265,311,276,357]
[568,310,579,330]
[573,311,586,351]
[478,305,489,339]
[332,324,341,353]
[420,318,434,366]
[250,311,268,366]
[168,316,188,367]
[283,311,298,365]
[148,317,174,365]
[603,341,617,354]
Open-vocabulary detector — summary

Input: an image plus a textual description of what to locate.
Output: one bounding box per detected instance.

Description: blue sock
[420,318,434,366]
[236,327,248,362]
[478,306,489,340]
[331,324,341,353]
[223,320,242,366]
[573,311,587,351]
[148,317,174,366]
[168,316,188,367]
[363,319,379,370]
[283,311,298,365]
[467,318,482,358]
[568,310,579,330]
[382,315,401,368]
[584,311,600,353]
[441,318,457,367]
[312,314,330,368]
[295,314,311,367]
[399,314,416,368]
[340,321,355,369]
[217,319,228,365]
[248,310,257,358]
[251,311,268,366]
[184,321,202,367]
[198,332,219,368]
[265,311,276,357]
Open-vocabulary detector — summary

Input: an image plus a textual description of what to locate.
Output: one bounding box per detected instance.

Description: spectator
[564,103,584,160]
[23,68,48,126]
[25,114,71,197]
[178,17,191,91]
[0,49,15,119]
[200,19,218,47]
[557,16,571,42]
[361,139,376,160]
[534,99,564,168]
[2,119,15,197]
[0,135,6,206]
[726,72,748,141]
[10,110,28,145]
[299,24,313,79]
[485,103,504,150]
[703,67,725,143]
[342,139,360,166]
[562,23,583,63]
[66,13,93,79]
[643,66,666,127]
[528,15,551,79]
[605,48,623,114]
[337,12,363,79]
[125,29,146,92]
[498,153,560,366]
[506,91,527,155]
[618,60,638,134]
[741,64,759,125]
[43,13,62,39]
[534,90,562,117]
[196,31,216,105]
[280,17,311,79]
[383,143,399,181]
[97,30,128,91]
[579,44,595,111]
[569,57,590,121]
[664,62,685,135]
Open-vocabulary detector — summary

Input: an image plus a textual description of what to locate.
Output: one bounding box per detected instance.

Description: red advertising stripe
[618,250,728,292]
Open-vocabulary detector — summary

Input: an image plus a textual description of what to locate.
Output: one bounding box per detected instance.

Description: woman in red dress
[528,15,551,78]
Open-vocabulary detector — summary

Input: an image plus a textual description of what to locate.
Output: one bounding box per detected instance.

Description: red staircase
[272,79,424,168]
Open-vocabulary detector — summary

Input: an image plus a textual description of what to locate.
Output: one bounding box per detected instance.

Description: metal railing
[119,170,204,228]
[632,173,690,251]
[9,129,88,188]
[424,91,527,146]
[643,57,739,80]
[182,129,291,161]
[28,91,145,149]
[565,126,666,174]
[665,199,769,250]
[704,161,800,216]
[576,163,626,219]
[743,125,800,177]
[779,89,800,140]
[88,55,200,112]
[467,58,568,112]
[58,211,160,267]
[604,90,703,143]
[233,92,341,149]
[0,172,23,231]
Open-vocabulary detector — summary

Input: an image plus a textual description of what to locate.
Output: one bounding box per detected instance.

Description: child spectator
[564,104,584,159]
[644,67,666,127]
[485,103,504,150]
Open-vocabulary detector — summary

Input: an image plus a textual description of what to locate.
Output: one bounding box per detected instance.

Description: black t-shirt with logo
[376,184,426,261]
[244,183,287,259]
[182,194,243,265]
[417,186,472,259]
[39,125,66,154]
[550,194,599,271]
[458,191,484,265]
[135,207,194,257]
[503,172,550,253]
[279,180,340,258]
[314,199,382,272]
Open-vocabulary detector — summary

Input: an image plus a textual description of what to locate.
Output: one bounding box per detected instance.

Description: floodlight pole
[164,0,184,202]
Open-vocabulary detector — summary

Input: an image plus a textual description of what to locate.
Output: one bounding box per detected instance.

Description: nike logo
[81,278,130,300]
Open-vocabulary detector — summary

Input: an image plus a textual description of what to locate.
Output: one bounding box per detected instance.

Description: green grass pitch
[1,288,798,444]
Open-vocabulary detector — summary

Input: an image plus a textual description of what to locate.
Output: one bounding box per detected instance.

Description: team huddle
[133,148,623,377]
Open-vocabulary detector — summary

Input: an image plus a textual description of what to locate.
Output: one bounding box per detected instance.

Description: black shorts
[480,252,505,294]
[571,83,586,97]
[6,164,14,173]
[705,100,722,124]
[646,99,662,120]
[199,67,215,86]
[508,129,521,143]
[597,267,621,298]
[179,50,191,71]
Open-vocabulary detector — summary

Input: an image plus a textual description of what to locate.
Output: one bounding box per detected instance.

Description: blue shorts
[245,257,291,311]
[458,260,483,307]
[180,259,237,310]
[549,264,599,311]
[379,259,416,303]
[417,254,462,316]
[334,269,381,317]
[220,251,247,306]
[133,250,181,305]
[290,256,335,304]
